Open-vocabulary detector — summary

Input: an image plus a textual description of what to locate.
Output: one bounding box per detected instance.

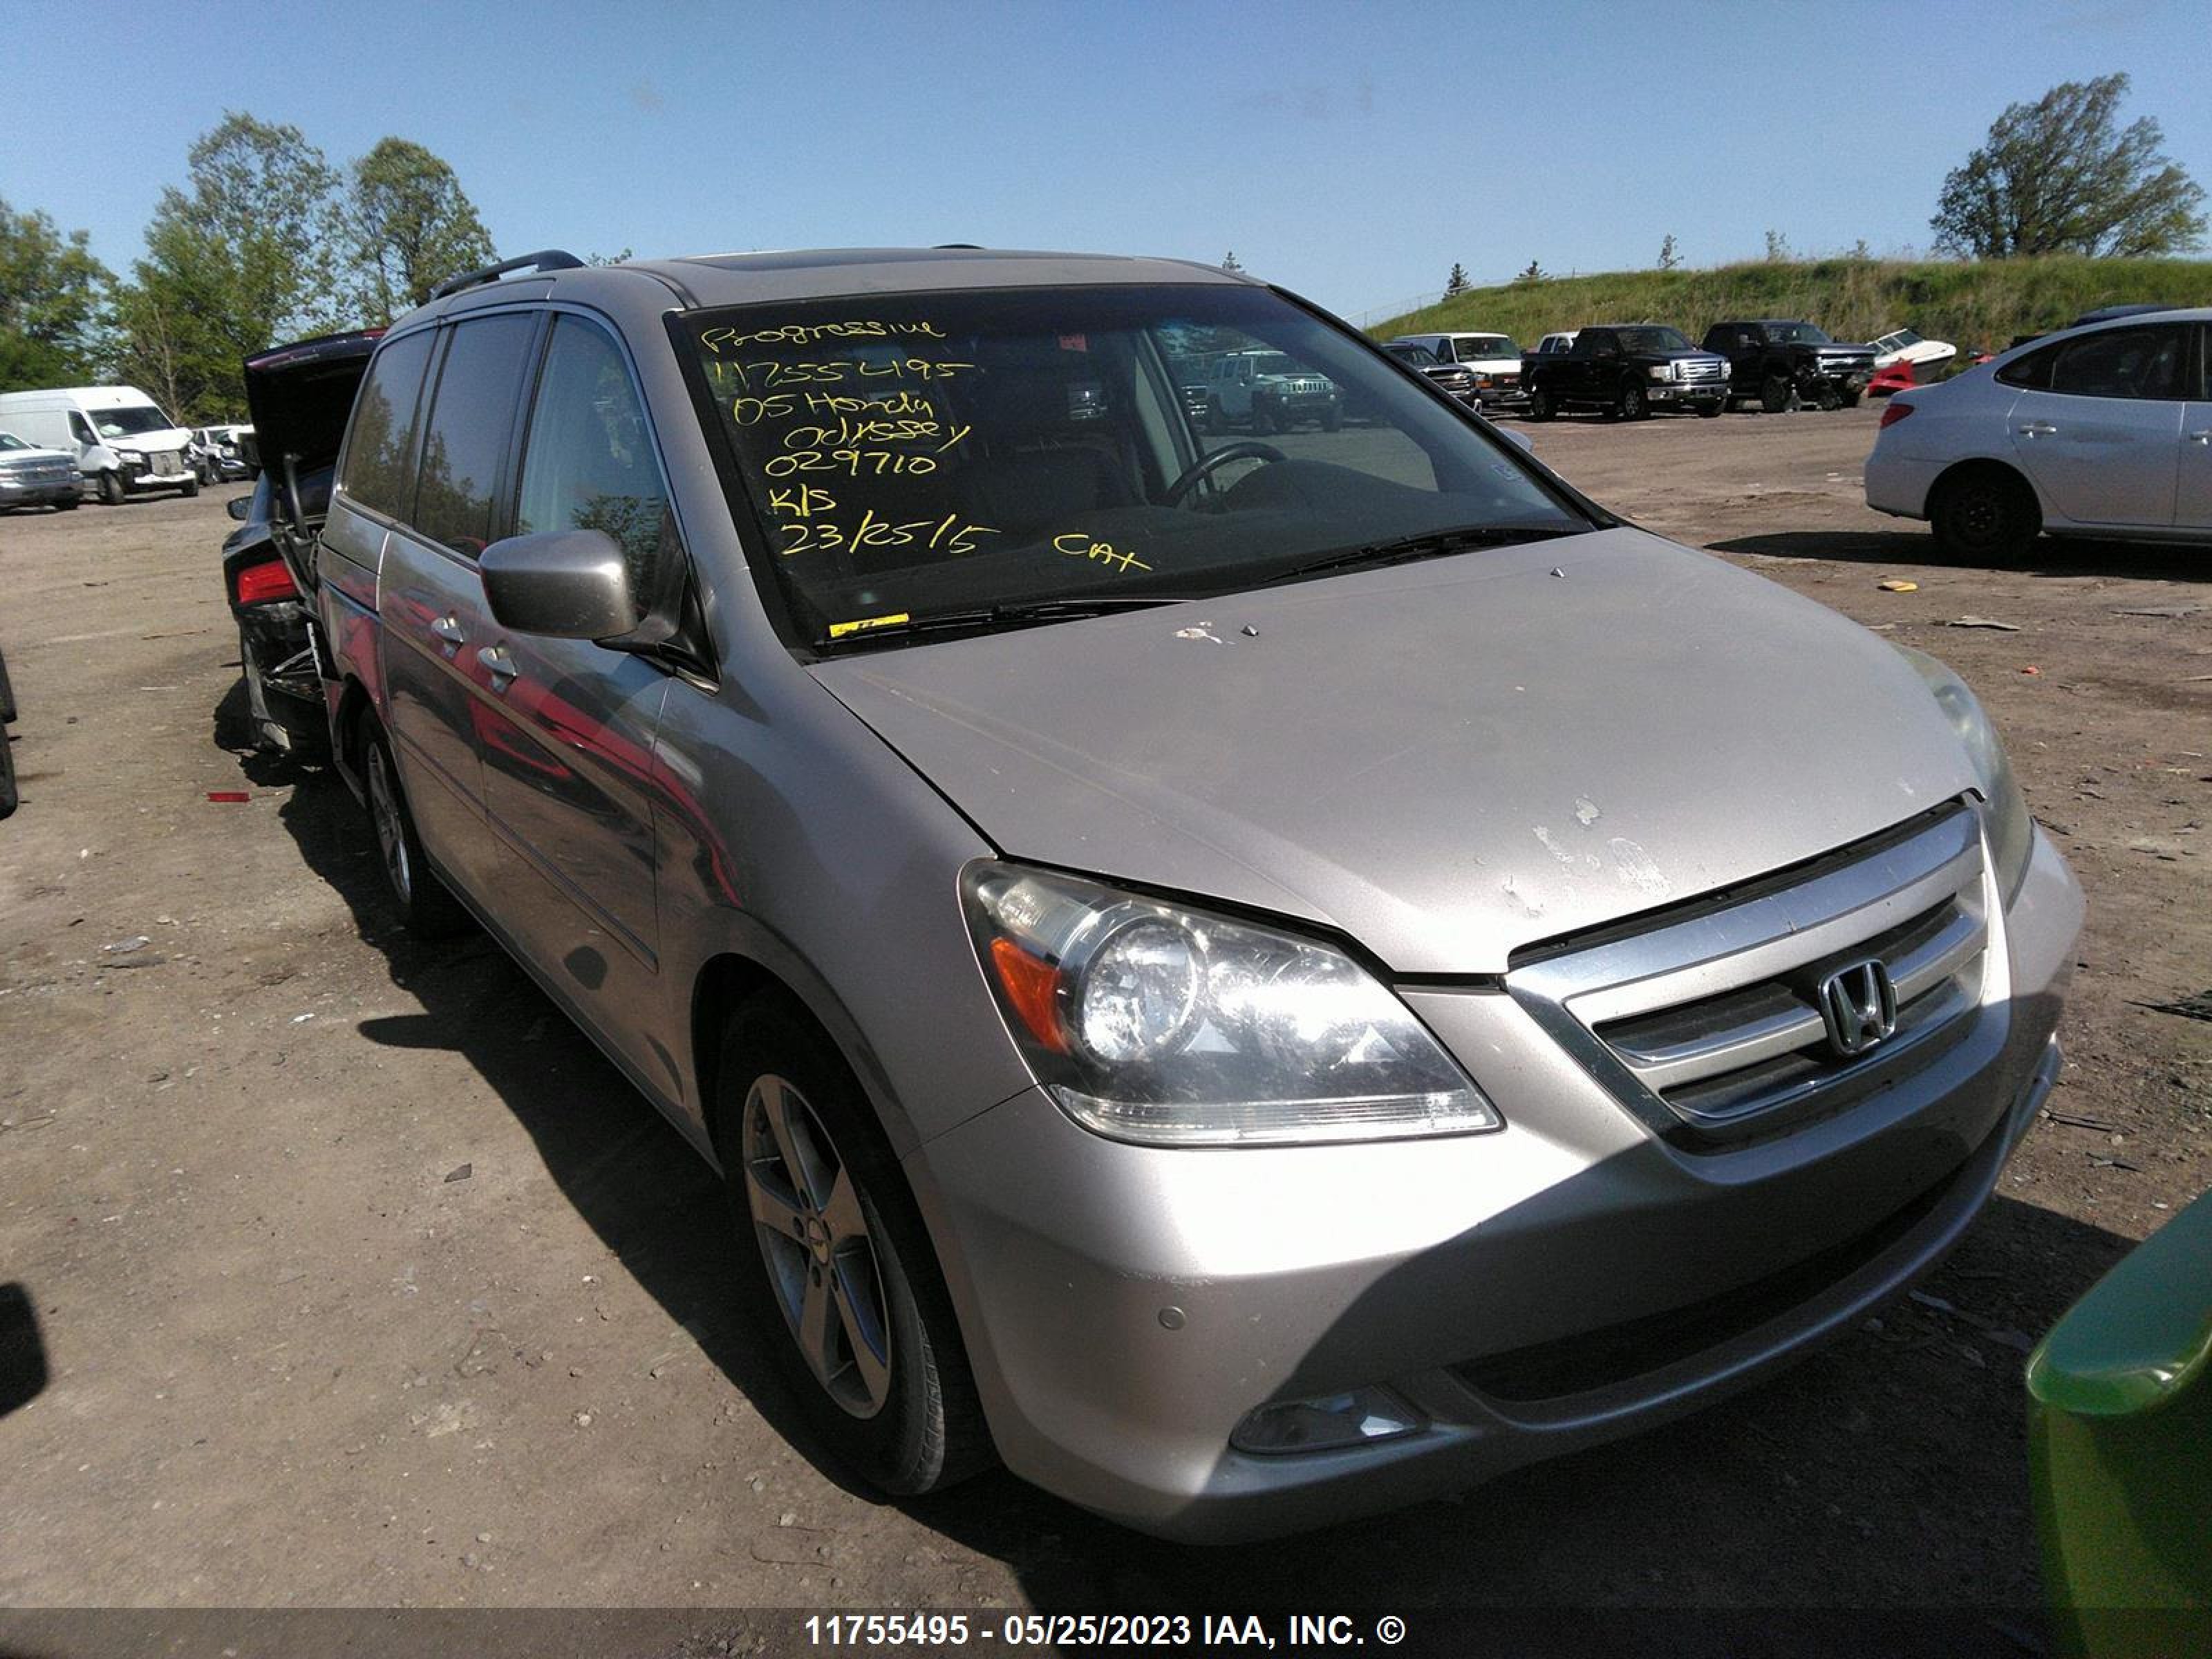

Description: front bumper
[0,474,79,505]
[908,827,2081,1541]
[123,454,195,490]
[1649,382,1728,406]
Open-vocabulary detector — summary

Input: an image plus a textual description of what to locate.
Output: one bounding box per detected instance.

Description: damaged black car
[223,329,382,756]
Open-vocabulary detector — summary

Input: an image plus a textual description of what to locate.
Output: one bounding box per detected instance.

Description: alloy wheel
[366,744,412,903]
[741,1074,894,1419]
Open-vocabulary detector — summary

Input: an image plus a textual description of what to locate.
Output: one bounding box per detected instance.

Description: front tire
[1839,390,1863,409]
[180,474,201,498]
[359,718,470,938]
[1759,375,1795,414]
[1526,387,1554,422]
[96,471,124,505]
[55,494,79,510]
[713,1002,991,1497]
[1930,468,2041,563]
[1695,400,1723,418]
[1618,380,1649,421]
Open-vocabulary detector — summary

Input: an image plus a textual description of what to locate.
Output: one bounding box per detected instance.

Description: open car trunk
[241,328,382,594]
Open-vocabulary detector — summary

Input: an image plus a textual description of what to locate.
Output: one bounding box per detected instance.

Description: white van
[0,386,199,504]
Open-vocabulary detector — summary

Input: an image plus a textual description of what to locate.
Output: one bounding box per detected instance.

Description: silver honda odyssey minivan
[295,247,2081,1541]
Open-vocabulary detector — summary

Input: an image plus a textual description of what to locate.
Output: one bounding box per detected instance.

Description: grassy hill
[1369,256,2212,354]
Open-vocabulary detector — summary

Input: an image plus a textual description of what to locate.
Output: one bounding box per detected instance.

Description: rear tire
[712,1000,993,1497]
[359,717,470,939]
[0,645,16,724]
[0,727,16,821]
[1930,467,2041,563]
[1249,401,1275,435]
[1202,398,1223,435]
[96,471,124,505]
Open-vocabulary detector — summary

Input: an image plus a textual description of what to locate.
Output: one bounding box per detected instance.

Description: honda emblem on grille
[1818,959,1898,1058]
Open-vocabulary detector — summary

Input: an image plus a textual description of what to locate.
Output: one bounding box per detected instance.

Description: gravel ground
[0,402,2204,1637]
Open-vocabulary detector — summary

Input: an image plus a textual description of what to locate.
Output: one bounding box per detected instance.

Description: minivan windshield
[92,405,175,438]
[682,285,1590,649]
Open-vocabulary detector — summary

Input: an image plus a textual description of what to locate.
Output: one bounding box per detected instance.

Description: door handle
[476,646,518,691]
[2016,422,2058,437]
[429,615,467,646]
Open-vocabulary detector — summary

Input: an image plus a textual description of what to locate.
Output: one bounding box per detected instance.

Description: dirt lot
[1,404,2206,1635]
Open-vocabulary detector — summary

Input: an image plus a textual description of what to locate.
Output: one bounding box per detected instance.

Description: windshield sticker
[826,612,913,639]
[1053,533,1150,574]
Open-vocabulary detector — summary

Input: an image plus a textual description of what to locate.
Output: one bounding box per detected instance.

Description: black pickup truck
[1522,325,1730,420]
[1700,319,1877,412]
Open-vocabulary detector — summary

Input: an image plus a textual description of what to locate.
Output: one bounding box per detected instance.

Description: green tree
[1656,233,1680,270]
[0,198,112,387]
[1512,259,1546,283]
[1221,250,1244,273]
[1763,229,1792,263]
[109,113,341,420]
[1932,73,2206,258]
[345,138,496,324]
[1443,261,1471,296]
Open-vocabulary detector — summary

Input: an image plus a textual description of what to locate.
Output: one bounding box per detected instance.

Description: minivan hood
[812,528,1978,973]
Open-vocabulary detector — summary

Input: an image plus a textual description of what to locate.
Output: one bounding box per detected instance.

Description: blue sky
[5,0,2206,321]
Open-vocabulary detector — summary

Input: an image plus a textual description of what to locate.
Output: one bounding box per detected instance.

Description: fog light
[1230,1387,1424,1454]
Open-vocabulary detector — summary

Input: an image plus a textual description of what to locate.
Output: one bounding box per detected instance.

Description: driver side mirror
[225,496,252,522]
[480,529,639,641]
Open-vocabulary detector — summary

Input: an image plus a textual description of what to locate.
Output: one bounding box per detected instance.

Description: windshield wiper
[1259,523,1586,588]
[815,594,1189,651]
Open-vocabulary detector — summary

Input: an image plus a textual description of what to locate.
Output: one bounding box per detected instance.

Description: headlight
[963,863,1501,1147]
[1647,364,1671,380]
[118,449,144,463]
[1895,646,2034,901]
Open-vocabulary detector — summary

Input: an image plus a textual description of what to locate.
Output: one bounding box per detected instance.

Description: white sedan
[1864,308,2212,560]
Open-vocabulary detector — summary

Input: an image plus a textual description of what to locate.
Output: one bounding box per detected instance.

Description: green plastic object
[2027,1184,2212,1658]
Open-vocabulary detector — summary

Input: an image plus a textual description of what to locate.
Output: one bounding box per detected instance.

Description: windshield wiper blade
[1259,524,1584,588]
[816,594,1188,650]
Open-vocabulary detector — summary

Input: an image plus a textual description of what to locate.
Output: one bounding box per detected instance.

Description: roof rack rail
[428,249,587,303]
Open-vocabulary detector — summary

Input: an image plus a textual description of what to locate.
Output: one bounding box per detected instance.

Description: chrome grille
[1508,803,1989,1145]
[151,451,183,476]
[1678,357,1725,383]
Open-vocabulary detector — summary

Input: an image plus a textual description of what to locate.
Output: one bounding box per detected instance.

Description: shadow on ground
[253,746,874,1508]
[232,700,2137,1627]
[1711,529,2211,583]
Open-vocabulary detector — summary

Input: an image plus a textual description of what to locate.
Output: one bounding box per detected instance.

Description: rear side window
[2038,325,2186,400]
[340,330,435,517]
[413,313,537,554]
[516,316,677,609]
[1996,342,2057,391]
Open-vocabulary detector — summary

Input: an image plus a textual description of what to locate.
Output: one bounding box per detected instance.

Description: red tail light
[234,558,297,605]
[1879,400,1916,429]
